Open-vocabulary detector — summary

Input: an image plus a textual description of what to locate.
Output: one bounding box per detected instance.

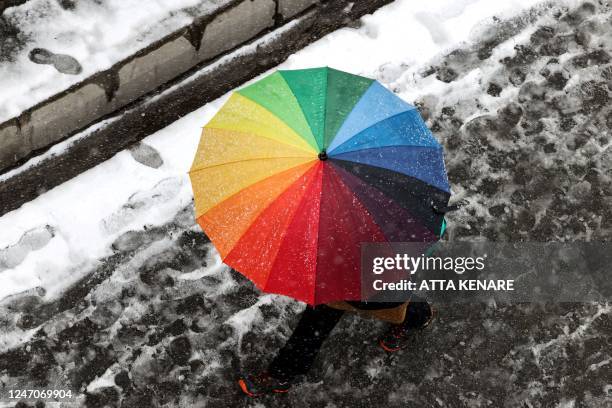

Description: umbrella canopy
[190,67,450,305]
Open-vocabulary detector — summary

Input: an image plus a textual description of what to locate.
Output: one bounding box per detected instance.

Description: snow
[0,145,197,301]
[0,0,231,123]
[0,0,553,302]
[281,0,550,77]
[0,0,611,406]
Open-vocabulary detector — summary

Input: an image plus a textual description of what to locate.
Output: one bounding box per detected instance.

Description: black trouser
[268,299,431,381]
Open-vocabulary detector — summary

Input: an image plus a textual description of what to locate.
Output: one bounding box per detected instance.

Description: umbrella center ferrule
[318,150,328,161]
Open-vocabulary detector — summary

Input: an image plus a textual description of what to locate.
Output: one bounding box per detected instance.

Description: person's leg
[347,296,433,329]
[238,304,344,396]
[379,296,435,352]
[401,297,434,329]
[268,304,345,381]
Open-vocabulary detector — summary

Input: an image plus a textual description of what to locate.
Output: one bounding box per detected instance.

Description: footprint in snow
[129,142,164,169]
[102,177,183,233]
[0,225,55,271]
[29,47,82,75]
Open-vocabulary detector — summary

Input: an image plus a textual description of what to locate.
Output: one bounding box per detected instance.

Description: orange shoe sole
[238,379,289,397]
[379,339,402,353]
[238,379,259,397]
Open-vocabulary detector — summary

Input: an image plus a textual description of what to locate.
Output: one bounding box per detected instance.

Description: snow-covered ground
[1,0,611,406]
[0,0,554,306]
[0,0,231,122]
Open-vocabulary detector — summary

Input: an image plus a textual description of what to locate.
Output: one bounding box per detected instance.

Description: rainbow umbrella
[189,67,450,305]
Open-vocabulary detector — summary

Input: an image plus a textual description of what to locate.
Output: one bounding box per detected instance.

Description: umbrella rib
[328,158,450,235]
[204,160,318,268]
[238,75,320,152]
[329,161,441,241]
[205,96,319,153]
[261,164,322,302]
[279,68,327,152]
[203,124,318,156]
[328,145,449,193]
[329,144,443,156]
[312,173,323,305]
[326,106,432,154]
[189,156,316,174]
[330,156,448,194]
[319,164,391,303]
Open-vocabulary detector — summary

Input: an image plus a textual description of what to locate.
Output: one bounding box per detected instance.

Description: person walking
[188,68,451,398]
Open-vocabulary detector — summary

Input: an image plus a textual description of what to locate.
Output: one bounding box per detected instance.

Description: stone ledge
[0,0,393,216]
[198,0,277,61]
[0,0,315,173]
[279,0,319,20]
[0,121,24,168]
